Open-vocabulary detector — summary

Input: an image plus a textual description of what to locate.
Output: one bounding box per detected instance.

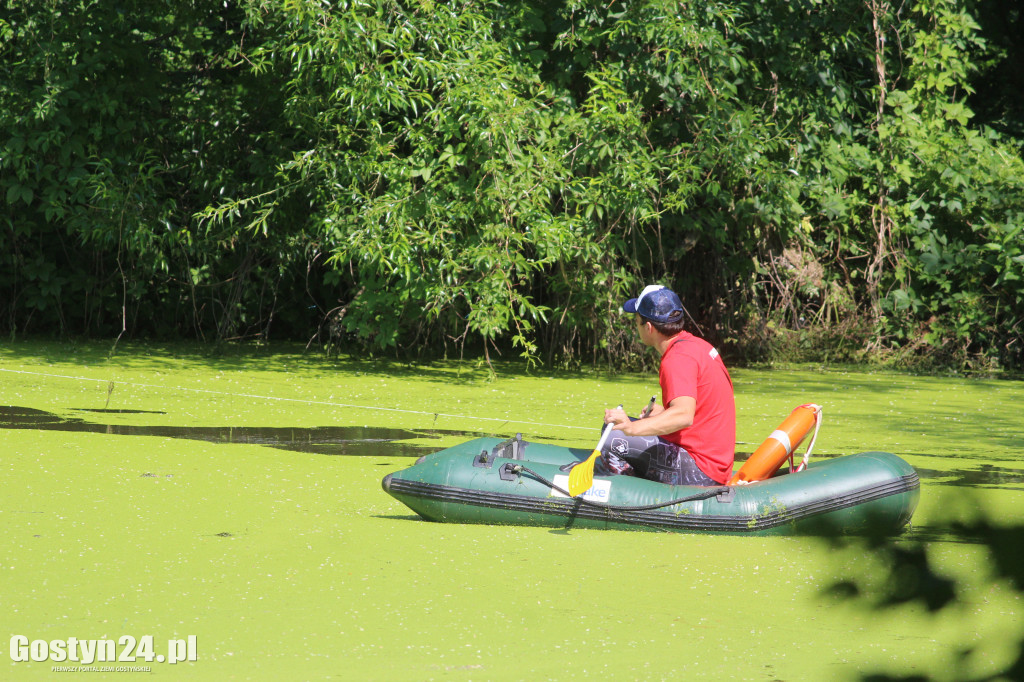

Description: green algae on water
[1,341,1022,680]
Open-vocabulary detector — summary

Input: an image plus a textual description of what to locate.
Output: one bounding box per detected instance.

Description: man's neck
[654,330,688,357]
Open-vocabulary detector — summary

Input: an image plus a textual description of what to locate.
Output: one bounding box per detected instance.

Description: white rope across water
[0,367,594,432]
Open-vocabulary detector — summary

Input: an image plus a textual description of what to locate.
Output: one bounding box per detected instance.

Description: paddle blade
[567,449,601,497]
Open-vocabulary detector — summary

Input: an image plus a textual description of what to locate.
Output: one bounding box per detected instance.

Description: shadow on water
[913,465,1024,489]
[3,407,1018,489]
[0,406,487,458]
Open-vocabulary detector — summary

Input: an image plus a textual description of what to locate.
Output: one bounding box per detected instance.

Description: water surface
[1,343,1021,681]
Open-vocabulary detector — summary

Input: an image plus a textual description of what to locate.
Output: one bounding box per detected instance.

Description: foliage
[1,0,1022,371]
[0,0,309,341]
[872,0,1024,371]
[724,0,1024,370]
[234,0,571,361]
[198,0,809,364]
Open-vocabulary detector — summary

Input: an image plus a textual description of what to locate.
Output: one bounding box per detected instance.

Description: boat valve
[499,463,522,481]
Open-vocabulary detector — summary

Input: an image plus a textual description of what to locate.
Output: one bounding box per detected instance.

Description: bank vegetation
[2,0,1022,372]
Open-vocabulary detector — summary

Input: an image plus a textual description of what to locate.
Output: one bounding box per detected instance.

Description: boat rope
[0,367,594,432]
[513,464,729,511]
[793,405,823,472]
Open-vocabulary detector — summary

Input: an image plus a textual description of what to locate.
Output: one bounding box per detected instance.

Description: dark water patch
[914,464,1024,488]
[74,408,168,415]
[0,406,484,457]
[903,525,978,544]
[900,522,1024,545]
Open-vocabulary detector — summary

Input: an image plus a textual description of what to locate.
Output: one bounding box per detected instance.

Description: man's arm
[605,396,695,437]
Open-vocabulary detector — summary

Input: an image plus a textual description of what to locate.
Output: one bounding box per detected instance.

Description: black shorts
[595,429,718,486]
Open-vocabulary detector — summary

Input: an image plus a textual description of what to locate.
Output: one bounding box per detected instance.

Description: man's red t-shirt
[659,332,736,484]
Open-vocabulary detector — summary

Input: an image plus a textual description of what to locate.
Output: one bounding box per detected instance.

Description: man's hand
[604,405,630,430]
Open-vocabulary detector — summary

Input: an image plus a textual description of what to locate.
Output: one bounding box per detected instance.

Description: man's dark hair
[643,310,686,336]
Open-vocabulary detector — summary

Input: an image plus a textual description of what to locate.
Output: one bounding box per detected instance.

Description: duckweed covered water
[2,341,1022,680]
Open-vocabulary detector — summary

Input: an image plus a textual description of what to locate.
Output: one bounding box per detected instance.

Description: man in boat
[597,285,736,486]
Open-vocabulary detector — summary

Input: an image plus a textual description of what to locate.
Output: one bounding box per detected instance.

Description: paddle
[567,405,622,497]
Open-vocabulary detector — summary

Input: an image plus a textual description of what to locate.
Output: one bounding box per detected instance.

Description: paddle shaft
[593,418,616,455]
[566,404,623,496]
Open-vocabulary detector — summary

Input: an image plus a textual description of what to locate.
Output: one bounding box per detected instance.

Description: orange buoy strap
[793,404,823,472]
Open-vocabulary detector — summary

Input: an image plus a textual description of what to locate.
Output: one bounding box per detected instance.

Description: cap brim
[622,298,639,313]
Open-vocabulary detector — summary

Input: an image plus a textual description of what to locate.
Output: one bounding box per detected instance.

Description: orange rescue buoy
[729,404,822,485]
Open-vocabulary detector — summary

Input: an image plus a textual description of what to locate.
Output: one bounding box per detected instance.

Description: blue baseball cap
[622,285,684,324]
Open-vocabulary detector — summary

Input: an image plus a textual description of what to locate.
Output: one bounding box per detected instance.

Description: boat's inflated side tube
[382,437,920,535]
[729,404,821,485]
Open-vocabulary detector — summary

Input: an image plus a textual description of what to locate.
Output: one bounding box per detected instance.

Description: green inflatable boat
[381,434,920,535]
